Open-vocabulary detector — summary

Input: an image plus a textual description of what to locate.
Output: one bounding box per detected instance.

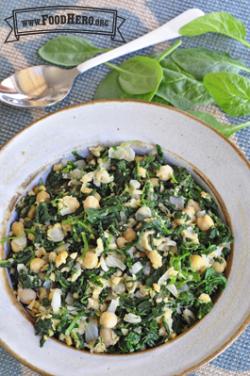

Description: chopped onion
[17,264,27,273]
[43,280,51,289]
[165,238,177,247]
[106,255,126,271]
[113,283,126,294]
[108,145,135,162]
[130,179,141,189]
[130,261,143,275]
[166,284,179,297]
[143,263,151,276]
[127,247,136,257]
[108,298,120,313]
[169,196,185,210]
[85,319,99,343]
[100,256,109,272]
[208,246,223,260]
[65,293,74,305]
[124,313,142,324]
[51,289,62,313]
[158,267,176,285]
[183,308,195,324]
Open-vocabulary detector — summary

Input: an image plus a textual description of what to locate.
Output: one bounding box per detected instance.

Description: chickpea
[197,215,214,231]
[55,251,68,268]
[39,288,48,300]
[47,223,64,242]
[53,163,63,172]
[58,195,80,216]
[198,293,211,304]
[182,229,199,244]
[147,250,162,269]
[82,251,98,269]
[65,336,72,347]
[83,195,100,210]
[190,255,207,272]
[100,311,118,328]
[27,205,36,220]
[183,206,196,220]
[213,259,227,273]
[123,228,136,242]
[156,165,173,181]
[150,178,159,187]
[12,221,24,236]
[137,166,147,178]
[135,206,152,221]
[111,276,122,286]
[30,258,46,273]
[28,233,35,241]
[17,288,36,304]
[11,234,27,253]
[186,199,200,213]
[36,191,50,203]
[153,283,160,292]
[35,247,47,258]
[49,251,57,262]
[100,328,117,347]
[116,236,127,248]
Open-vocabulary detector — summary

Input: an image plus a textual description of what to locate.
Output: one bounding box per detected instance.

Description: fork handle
[76,8,204,73]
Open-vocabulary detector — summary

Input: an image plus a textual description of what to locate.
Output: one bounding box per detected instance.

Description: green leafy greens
[37,12,250,136]
[179,12,250,48]
[0,144,232,353]
[38,35,107,67]
[204,72,250,116]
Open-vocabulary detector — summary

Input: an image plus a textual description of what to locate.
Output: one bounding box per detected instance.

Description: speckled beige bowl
[0,101,249,376]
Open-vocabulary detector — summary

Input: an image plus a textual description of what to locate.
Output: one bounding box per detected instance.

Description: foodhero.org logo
[4,6,126,43]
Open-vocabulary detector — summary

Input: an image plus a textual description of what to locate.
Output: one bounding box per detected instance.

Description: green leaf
[157,61,213,110]
[189,110,250,137]
[95,69,155,101]
[171,47,250,80]
[107,56,163,95]
[0,258,13,268]
[179,12,250,48]
[95,70,129,99]
[38,36,107,67]
[203,72,250,116]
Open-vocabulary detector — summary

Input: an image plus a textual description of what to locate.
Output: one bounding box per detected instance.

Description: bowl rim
[0,99,249,376]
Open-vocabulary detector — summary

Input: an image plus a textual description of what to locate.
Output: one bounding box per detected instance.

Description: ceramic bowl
[0,101,249,376]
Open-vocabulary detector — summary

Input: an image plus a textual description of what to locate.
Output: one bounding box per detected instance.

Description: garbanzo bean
[82,251,98,269]
[83,195,100,209]
[197,215,214,231]
[100,312,118,328]
[30,258,46,273]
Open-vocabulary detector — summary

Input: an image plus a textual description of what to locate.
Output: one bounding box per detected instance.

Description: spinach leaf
[35,202,52,224]
[107,56,163,95]
[95,70,154,101]
[189,111,250,137]
[171,47,250,80]
[203,72,250,116]
[95,41,181,101]
[199,267,227,294]
[0,259,14,268]
[119,331,141,352]
[38,36,107,67]
[157,61,213,110]
[179,12,250,48]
